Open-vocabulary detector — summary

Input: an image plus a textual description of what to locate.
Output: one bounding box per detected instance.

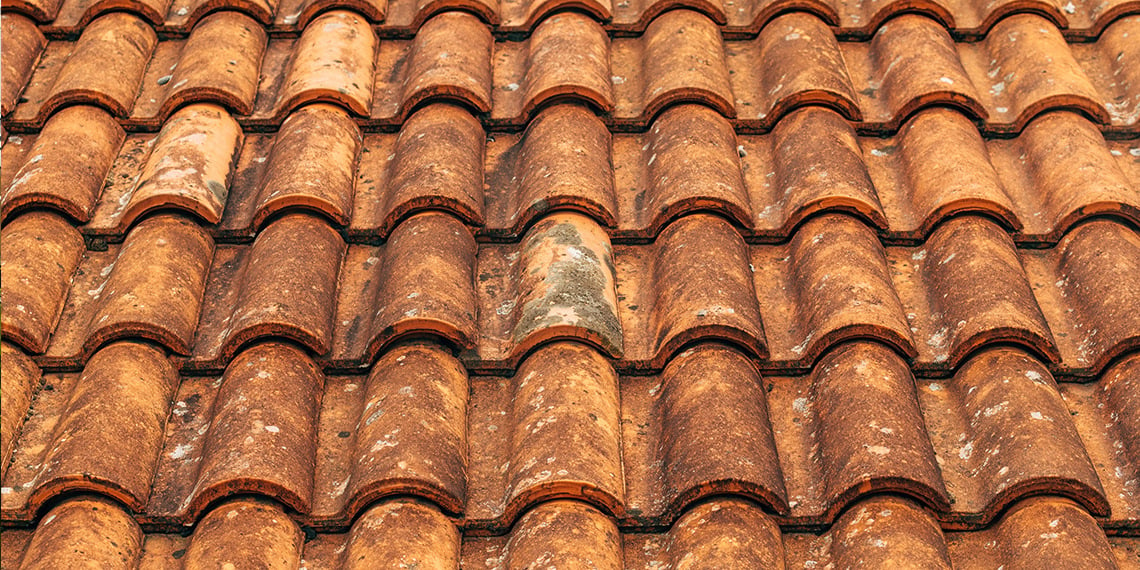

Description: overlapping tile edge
[2,10,1139,134]
[5,0,1140,38]
[2,2,1139,567]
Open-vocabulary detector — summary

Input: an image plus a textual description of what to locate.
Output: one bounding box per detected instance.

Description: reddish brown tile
[191,213,343,366]
[1077,15,1140,129]
[0,343,38,482]
[611,104,750,236]
[466,343,624,528]
[765,342,947,523]
[182,498,303,569]
[44,214,214,366]
[919,347,1108,524]
[13,496,143,569]
[374,12,492,122]
[13,13,157,124]
[890,215,1057,370]
[1060,352,1140,530]
[752,213,914,364]
[1,106,124,223]
[499,0,611,31]
[615,213,766,368]
[131,12,267,123]
[349,103,485,238]
[267,10,377,119]
[612,10,735,123]
[730,12,861,122]
[0,342,177,518]
[621,343,788,521]
[491,12,613,126]
[1024,219,1140,376]
[1,0,63,23]
[623,498,786,568]
[249,103,361,229]
[0,14,45,118]
[1,212,85,354]
[115,104,242,230]
[330,212,478,367]
[269,0,384,29]
[165,0,276,29]
[336,498,460,568]
[464,500,623,569]
[484,103,615,236]
[945,497,1120,568]
[475,212,622,367]
[383,0,499,33]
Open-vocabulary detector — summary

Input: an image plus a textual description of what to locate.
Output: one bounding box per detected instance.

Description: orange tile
[0,343,38,481]
[0,14,45,117]
[15,496,143,569]
[1,212,85,354]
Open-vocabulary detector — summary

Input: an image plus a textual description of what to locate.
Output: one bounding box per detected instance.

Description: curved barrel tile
[1,0,63,23]
[166,0,276,28]
[1,212,85,355]
[20,343,176,515]
[148,12,267,120]
[341,344,469,517]
[331,213,477,367]
[499,501,622,570]
[749,107,886,236]
[183,498,304,569]
[1029,219,1140,375]
[53,0,171,29]
[891,215,1057,371]
[120,104,242,230]
[865,108,1018,239]
[272,0,383,28]
[982,14,1109,130]
[616,214,765,367]
[653,345,788,516]
[612,10,735,125]
[273,11,377,119]
[181,343,324,520]
[343,499,460,568]
[44,214,213,365]
[385,12,492,120]
[500,0,610,30]
[920,348,1108,524]
[493,12,612,126]
[0,14,45,117]
[0,343,39,481]
[383,0,499,32]
[617,104,751,236]
[352,103,485,237]
[740,12,860,124]
[192,213,343,367]
[824,496,953,568]
[16,496,143,570]
[1,106,124,223]
[484,103,615,236]
[252,103,361,230]
[33,13,156,122]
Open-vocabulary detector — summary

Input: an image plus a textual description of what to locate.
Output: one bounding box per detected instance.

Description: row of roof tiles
[4,11,1139,132]
[3,102,1136,245]
[3,207,1137,375]
[2,337,1137,530]
[6,0,1138,38]
[2,495,1135,569]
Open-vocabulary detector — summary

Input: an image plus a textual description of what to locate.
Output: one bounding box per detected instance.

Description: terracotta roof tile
[0,14,45,118]
[0,343,38,481]
[0,342,177,517]
[42,214,213,366]
[2,2,1138,563]
[1,106,124,223]
[1,212,85,354]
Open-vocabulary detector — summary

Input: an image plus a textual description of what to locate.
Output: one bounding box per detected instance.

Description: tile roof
[1,0,1138,567]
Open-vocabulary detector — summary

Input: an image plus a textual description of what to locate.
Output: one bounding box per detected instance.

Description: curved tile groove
[191,213,344,367]
[1,212,85,355]
[920,347,1109,523]
[617,213,767,368]
[484,103,616,236]
[270,10,377,119]
[341,499,461,567]
[350,103,485,238]
[119,104,243,230]
[491,12,613,126]
[13,496,144,570]
[0,14,45,117]
[0,343,39,482]
[474,213,623,366]
[167,0,276,29]
[499,0,611,31]
[374,12,493,121]
[39,217,212,366]
[5,343,177,517]
[890,215,1059,371]
[331,213,478,367]
[1,106,124,224]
